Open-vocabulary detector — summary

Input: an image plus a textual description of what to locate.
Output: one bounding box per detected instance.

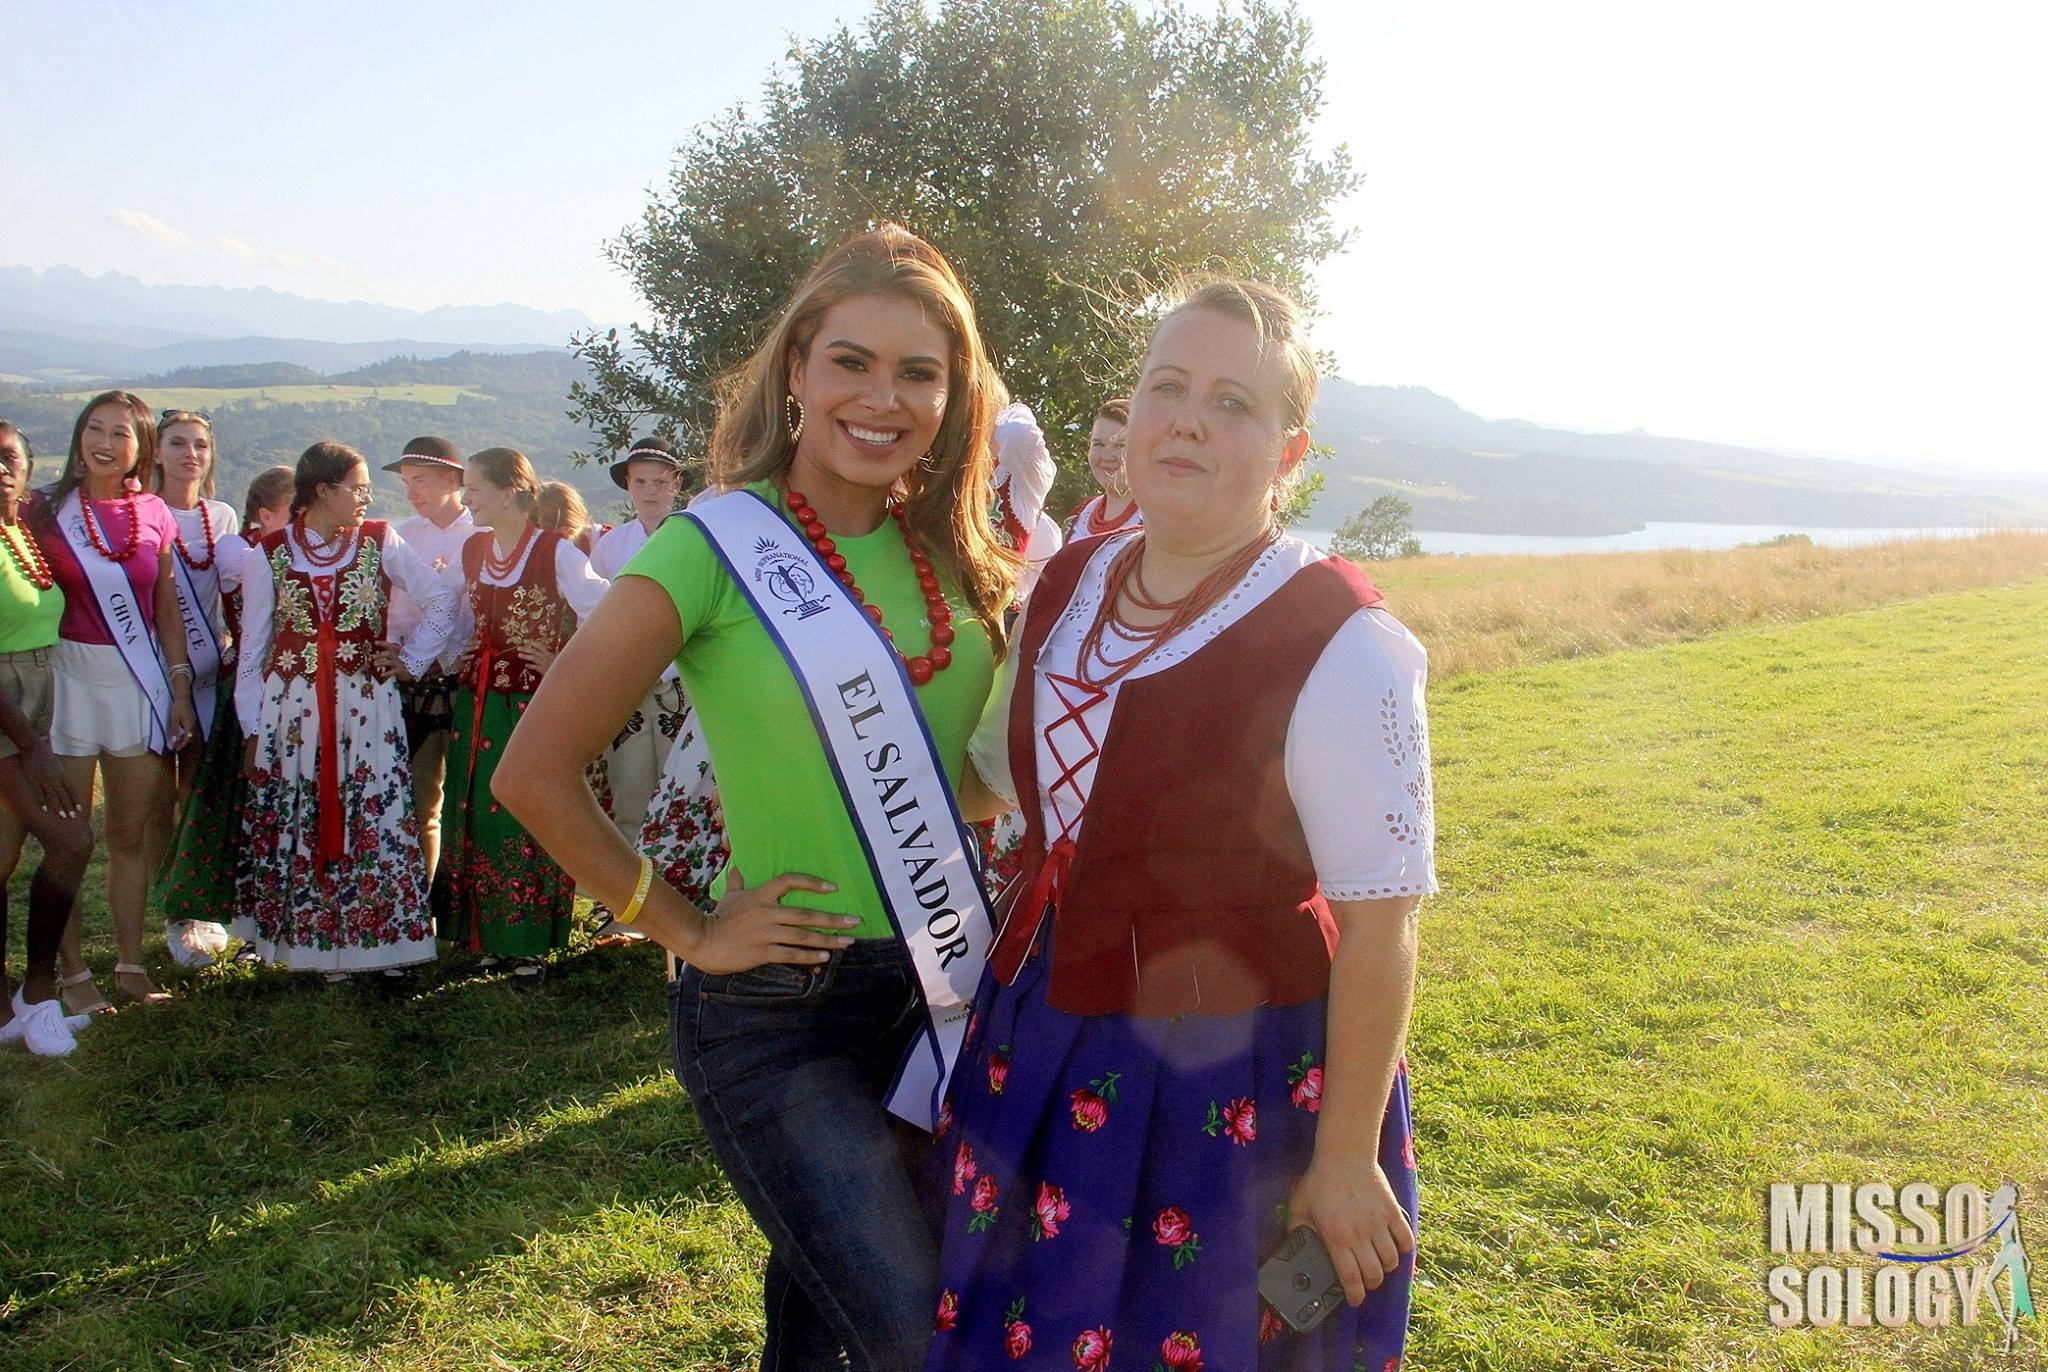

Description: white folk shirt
[970,534,1438,902]
[387,509,476,675]
[589,517,658,582]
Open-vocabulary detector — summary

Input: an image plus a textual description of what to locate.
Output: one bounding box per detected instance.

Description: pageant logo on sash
[689,492,994,1132]
[752,536,831,620]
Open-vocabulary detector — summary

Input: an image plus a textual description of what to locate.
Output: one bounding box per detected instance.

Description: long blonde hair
[710,224,1018,644]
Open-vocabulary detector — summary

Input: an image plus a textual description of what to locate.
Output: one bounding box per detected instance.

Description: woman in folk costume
[499,225,1018,1372]
[1060,396,1142,541]
[926,281,1433,1372]
[432,448,608,969]
[151,408,241,964]
[157,465,293,954]
[0,419,97,1055]
[27,392,200,1011]
[233,442,454,980]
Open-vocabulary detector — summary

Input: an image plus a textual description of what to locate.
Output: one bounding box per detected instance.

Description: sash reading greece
[58,491,182,753]
[684,491,994,1131]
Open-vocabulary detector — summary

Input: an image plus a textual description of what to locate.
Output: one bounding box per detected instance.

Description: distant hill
[1305,380,2042,534]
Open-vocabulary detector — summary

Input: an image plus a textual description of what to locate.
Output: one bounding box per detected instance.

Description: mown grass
[5,563,2047,1369]
[1367,529,2048,680]
[56,385,476,409]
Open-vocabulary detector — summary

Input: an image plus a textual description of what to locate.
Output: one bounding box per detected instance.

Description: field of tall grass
[1368,529,2048,679]
[5,537,2047,1369]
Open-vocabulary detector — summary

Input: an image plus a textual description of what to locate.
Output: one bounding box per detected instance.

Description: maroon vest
[990,537,1384,1017]
[460,527,573,696]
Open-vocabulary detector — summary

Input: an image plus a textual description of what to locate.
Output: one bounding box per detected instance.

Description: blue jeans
[670,939,937,1372]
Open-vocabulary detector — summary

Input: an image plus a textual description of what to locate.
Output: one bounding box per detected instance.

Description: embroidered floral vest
[259,521,391,682]
[459,527,574,697]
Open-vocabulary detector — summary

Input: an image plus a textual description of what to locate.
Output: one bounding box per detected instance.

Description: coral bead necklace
[786,488,956,685]
[80,489,142,563]
[0,522,53,590]
[172,500,218,570]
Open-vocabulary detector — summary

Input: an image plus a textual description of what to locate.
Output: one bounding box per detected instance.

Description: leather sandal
[56,969,113,1016]
[112,963,172,1006]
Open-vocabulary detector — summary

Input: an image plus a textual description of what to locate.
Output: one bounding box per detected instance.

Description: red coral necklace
[786,488,956,685]
[80,490,142,563]
[294,519,358,569]
[172,501,217,571]
[482,522,538,580]
[1,522,54,590]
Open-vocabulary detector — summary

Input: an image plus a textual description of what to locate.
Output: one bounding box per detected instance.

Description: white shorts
[50,639,156,759]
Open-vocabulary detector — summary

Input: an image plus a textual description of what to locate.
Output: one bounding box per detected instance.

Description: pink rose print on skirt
[1288,1052,1323,1113]
[1153,1205,1202,1268]
[1157,1330,1204,1371]
[988,1045,1011,1094]
[936,1289,958,1332]
[1202,1096,1257,1145]
[1257,1306,1284,1344]
[1032,1180,1072,1240]
[953,1140,978,1195]
[1072,1325,1113,1370]
[1070,1070,1121,1131]
[1004,1297,1032,1359]
[968,1173,1001,1232]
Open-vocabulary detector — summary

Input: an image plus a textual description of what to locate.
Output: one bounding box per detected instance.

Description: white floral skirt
[238,669,436,972]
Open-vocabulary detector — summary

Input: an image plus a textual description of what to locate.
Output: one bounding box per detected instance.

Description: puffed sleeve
[234,547,276,735]
[966,613,1023,807]
[380,528,456,680]
[1282,607,1438,900]
[554,538,610,622]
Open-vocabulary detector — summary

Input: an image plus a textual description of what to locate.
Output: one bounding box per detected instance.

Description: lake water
[1291,522,2018,558]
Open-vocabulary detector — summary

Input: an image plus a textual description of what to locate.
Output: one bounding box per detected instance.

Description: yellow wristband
[617,856,656,926]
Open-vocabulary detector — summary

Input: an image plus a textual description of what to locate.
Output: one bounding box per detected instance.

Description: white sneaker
[166,919,230,967]
[11,992,80,1057]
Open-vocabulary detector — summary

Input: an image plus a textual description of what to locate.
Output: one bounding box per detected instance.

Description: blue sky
[3,1,2041,473]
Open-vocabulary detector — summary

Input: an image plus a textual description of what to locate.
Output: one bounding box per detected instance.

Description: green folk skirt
[432,687,574,957]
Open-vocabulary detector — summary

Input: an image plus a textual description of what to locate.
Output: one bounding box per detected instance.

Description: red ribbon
[459,639,495,952]
[314,615,345,873]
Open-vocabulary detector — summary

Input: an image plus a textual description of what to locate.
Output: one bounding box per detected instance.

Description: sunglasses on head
[159,409,213,426]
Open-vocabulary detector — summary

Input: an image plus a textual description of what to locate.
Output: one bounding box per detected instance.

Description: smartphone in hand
[1257,1226,1345,1333]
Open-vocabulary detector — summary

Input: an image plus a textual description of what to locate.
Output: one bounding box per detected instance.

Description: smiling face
[160,420,213,489]
[785,292,952,502]
[1125,308,1311,550]
[464,472,518,530]
[77,404,142,489]
[623,461,680,523]
[1086,415,1128,496]
[0,432,28,514]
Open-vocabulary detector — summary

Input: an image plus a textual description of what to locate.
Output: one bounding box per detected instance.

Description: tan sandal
[113,963,172,1006]
[56,969,113,1016]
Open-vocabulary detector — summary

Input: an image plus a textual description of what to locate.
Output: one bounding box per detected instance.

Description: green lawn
[5,580,2047,1369]
[58,385,477,410]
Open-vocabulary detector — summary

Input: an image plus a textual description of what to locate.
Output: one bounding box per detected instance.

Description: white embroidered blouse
[968,533,1437,902]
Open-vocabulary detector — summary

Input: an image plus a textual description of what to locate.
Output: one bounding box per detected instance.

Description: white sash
[57,492,174,753]
[168,548,223,738]
[684,490,993,1132]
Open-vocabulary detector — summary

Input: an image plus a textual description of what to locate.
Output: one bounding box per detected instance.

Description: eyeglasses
[158,409,212,425]
[330,482,375,497]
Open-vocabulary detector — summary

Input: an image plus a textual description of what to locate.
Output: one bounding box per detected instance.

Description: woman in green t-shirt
[499,225,1017,1371]
[0,420,95,1056]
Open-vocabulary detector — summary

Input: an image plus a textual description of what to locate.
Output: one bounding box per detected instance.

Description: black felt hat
[381,435,465,474]
[608,435,683,489]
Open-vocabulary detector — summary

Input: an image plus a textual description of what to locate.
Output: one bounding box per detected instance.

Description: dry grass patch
[1363,531,2048,679]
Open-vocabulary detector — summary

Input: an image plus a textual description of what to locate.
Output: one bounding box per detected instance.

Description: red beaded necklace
[172,500,217,571]
[293,519,359,570]
[0,522,54,591]
[482,521,538,580]
[1085,496,1138,536]
[786,488,956,685]
[80,489,142,563]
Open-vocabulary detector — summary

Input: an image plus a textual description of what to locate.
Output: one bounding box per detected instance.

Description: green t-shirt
[0,528,64,655]
[623,486,999,939]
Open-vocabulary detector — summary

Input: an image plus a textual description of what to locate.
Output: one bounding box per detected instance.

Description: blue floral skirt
[924,926,1416,1371]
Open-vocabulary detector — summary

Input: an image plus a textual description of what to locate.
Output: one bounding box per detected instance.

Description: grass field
[4,561,2047,1369]
[56,385,477,410]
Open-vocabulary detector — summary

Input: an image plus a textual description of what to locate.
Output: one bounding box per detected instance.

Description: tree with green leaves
[571,0,1357,515]
[1329,492,1424,561]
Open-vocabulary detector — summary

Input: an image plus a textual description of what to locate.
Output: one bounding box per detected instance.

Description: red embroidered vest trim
[991,537,1384,1017]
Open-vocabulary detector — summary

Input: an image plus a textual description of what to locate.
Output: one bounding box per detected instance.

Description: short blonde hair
[1153,278,1320,432]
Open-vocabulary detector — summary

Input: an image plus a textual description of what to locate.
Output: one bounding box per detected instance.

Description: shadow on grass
[0,940,733,1370]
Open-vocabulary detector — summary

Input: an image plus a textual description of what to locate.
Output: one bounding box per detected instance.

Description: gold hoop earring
[784,395,805,444]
